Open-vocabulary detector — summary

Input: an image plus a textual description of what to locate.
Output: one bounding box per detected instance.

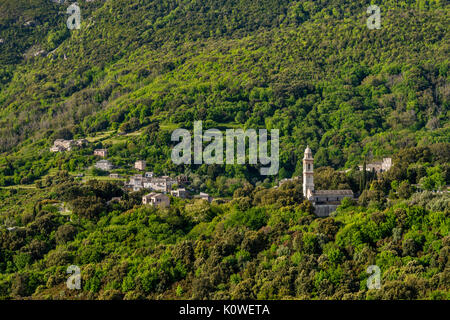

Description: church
[303,146,354,217]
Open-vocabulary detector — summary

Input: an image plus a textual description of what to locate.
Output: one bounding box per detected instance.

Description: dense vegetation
[0,144,448,299]
[0,0,449,183]
[0,0,448,300]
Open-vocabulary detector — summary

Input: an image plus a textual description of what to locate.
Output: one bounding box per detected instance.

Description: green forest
[0,0,448,300]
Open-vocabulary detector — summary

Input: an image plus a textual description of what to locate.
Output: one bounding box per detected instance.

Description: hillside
[0,0,448,300]
[0,145,449,299]
[0,1,448,180]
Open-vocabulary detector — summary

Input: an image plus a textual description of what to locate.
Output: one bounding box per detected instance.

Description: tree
[235,111,246,124]
[55,224,77,244]
[54,128,73,140]
[361,160,367,192]
[397,180,413,199]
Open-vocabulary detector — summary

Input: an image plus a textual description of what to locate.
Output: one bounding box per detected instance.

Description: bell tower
[303,146,314,199]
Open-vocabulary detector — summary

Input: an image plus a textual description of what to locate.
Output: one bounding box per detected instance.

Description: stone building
[74,139,88,147]
[177,175,189,185]
[54,139,75,150]
[358,158,392,173]
[127,175,177,193]
[95,160,113,171]
[303,146,354,217]
[171,188,188,199]
[50,145,65,153]
[128,174,144,191]
[145,172,154,178]
[94,149,108,157]
[142,193,170,208]
[143,176,177,193]
[50,139,87,152]
[135,160,146,171]
[196,192,213,203]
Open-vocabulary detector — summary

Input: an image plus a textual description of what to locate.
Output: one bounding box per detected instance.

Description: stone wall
[314,204,339,217]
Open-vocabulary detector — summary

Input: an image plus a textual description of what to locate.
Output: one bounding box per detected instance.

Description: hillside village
[0,0,448,302]
[49,137,213,209]
[48,138,404,215]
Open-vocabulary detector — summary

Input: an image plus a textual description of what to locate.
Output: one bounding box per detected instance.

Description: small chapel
[302,146,354,217]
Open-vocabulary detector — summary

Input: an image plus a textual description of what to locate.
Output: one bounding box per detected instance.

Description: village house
[94,149,108,157]
[142,193,170,208]
[144,178,169,193]
[95,160,113,171]
[128,174,144,191]
[54,139,74,150]
[109,173,122,179]
[359,158,392,173]
[196,192,213,203]
[177,175,189,185]
[144,176,177,193]
[50,145,65,153]
[75,139,88,146]
[126,174,178,193]
[135,160,146,171]
[171,188,188,199]
[145,172,154,178]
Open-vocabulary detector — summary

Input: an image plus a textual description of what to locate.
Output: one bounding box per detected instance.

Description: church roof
[313,190,354,195]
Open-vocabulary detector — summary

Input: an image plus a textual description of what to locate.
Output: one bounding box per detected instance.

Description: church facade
[303,146,354,217]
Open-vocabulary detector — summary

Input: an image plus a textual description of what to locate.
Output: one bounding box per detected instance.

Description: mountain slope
[0,0,449,301]
[0,0,449,181]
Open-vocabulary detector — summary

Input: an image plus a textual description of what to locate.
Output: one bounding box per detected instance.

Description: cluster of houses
[50,139,109,159]
[137,178,214,208]
[50,139,88,152]
[49,137,398,216]
[104,159,214,208]
[126,174,178,193]
[49,141,215,209]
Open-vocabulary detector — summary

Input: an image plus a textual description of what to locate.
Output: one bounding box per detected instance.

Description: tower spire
[303,146,314,199]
